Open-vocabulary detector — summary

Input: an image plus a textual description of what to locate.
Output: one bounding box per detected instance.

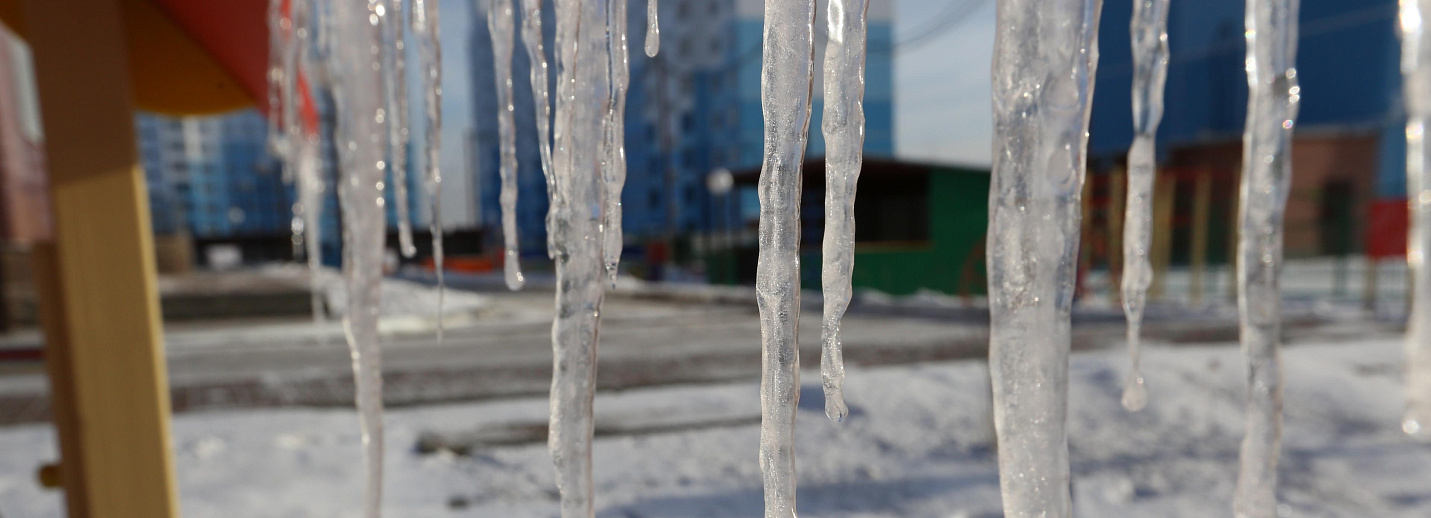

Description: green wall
[844,167,990,296]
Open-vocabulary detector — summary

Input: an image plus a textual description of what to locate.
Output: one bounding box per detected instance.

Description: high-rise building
[470,0,895,257]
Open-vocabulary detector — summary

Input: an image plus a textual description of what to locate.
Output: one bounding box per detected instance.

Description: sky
[437,0,996,225]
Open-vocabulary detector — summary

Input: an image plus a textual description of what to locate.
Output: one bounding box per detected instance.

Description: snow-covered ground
[3,337,1428,517]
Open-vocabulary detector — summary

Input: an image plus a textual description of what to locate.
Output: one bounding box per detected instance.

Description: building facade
[1089,0,1400,261]
[469,0,895,261]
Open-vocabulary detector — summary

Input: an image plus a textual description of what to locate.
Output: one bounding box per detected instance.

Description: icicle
[601,0,631,286]
[1233,0,1299,515]
[490,0,526,290]
[986,0,1101,516]
[756,0,816,511]
[413,0,445,340]
[1402,0,1431,441]
[330,0,391,515]
[519,0,557,205]
[645,0,659,57]
[817,0,868,424]
[546,0,612,513]
[1120,0,1170,413]
[384,0,417,258]
[284,0,325,327]
[267,0,289,164]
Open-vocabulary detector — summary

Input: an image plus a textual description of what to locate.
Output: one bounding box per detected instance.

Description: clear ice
[331,0,391,515]
[756,0,816,512]
[986,0,1101,516]
[414,0,446,340]
[1233,0,1300,515]
[602,0,631,285]
[1120,0,1170,413]
[818,0,869,423]
[384,0,417,257]
[489,0,526,290]
[546,0,614,514]
[1401,0,1431,441]
[645,0,659,57]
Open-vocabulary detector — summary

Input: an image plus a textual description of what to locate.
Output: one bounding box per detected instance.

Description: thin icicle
[546,0,612,513]
[519,0,557,205]
[817,0,868,424]
[490,0,526,290]
[267,0,289,164]
[1233,0,1300,515]
[1120,0,1171,413]
[330,0,391,516]
[284,0,325,327]
[756,0,816,511]
[414,0,445,340]
[384,0,417,257]
[987,0,1101,516]
[601,0,630,286]
[645,0,659,57]
[1401,0,1431,441]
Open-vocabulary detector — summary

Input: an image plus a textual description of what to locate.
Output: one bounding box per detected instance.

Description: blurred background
[3,0,1430,517]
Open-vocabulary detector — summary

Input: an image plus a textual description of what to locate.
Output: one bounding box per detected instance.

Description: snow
[3,339,1429,517]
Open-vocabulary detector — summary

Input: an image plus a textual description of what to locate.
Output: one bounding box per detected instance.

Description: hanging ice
[987,0,1101,516]
[756,0,815,511]
[267,0,288,163]
[519,0,557,203]
[284,0,325,327]
[414,0,446,340]
[602,0,631,285]
[384,0,417,258]
[645,0,659,57]
[1401,0,1431,441]
[489,0,526,290]
[1119,0,1170,413]
[330,0,392,515]
[546,0,614,514]
[818,0,868,423]
[1233,0,1299,515]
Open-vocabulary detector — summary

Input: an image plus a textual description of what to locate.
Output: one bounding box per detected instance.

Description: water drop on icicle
[546,0,614,514]
[986,0,1101,516]
[602,0,631,286]
[414,0,446,341]
[645,0,659,57]
[756,0,816,509]
[330,0,393,515]
[384,0,417,258]
[1401,0,1431,442]
[1120,0,1169,413]
[489,0,526,290]
[818,0,869,424]
[1233,0,1300,515]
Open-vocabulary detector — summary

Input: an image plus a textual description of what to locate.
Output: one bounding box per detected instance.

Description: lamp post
[706,167,732,283]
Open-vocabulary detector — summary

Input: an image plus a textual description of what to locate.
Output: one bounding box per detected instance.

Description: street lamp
[706,167,733,283]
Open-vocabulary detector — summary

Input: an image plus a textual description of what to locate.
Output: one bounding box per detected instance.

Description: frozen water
[1400,0,1431,441]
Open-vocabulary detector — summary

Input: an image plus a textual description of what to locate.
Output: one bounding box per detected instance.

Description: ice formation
[1233,0,1300,515]
[1401,0,1431,441]
[1120,0,1171,412]
[818,0,870,423]
[986,0,1102,516]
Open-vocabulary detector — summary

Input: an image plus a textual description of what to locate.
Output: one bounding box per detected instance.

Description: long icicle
[267,0,289,165]
[284,0,325,327]
[645,0,659,57]
[414,0,445,341]
[331,0,391,515]
[756,0,816,512]
[987,0,1101,516]
[602,0,630,285]
[1119,0,1171,412]
[1233,0,1300,515]
[817,0,869,424]
[1401,0,1431,440]
[547,0,612,513]
[384,0,417,257]
[490,0,526,290]
[519,0,557,215]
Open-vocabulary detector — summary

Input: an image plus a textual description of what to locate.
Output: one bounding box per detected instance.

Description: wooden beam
[22,0,179,516]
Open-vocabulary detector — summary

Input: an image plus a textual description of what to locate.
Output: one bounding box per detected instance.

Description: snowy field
[3,338,1430,517]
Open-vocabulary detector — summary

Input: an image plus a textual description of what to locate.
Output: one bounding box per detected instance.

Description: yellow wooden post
[1149,172,1176,300]
[22,0,179,515]
[1190,170,1212,305]
[1109,167,1126,303]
